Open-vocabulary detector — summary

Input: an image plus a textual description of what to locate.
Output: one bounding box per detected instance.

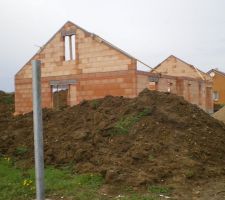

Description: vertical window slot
[65,36,70,61]
[71,35,76,60]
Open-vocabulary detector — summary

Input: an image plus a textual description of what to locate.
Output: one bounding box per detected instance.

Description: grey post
[32,60,45,200]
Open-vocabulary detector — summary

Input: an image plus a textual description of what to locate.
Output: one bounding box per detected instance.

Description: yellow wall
[212,73,225,105]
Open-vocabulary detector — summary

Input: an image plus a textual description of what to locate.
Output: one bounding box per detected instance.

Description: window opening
[64,35,76,61]
[71,35,76,60]
[213,91,219,101]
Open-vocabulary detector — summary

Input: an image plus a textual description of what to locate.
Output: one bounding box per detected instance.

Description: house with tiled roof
[207,68,225,106]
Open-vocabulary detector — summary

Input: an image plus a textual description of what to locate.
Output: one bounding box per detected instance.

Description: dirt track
[1,89,225,199]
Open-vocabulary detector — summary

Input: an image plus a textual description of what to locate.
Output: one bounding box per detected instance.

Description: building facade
[149,55,213,113]
[15,22,213,114]
[207,69,225,106]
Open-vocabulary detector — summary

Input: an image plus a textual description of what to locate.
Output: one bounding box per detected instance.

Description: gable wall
[15,22,137,114]
[155,56,203,79]
[16,23,135,80]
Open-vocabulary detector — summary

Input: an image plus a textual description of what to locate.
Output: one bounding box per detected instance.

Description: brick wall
[137,74,149,94]
[16,22,135,80]
[15,22,136,114]
[15,70,137,114]
[154,55,208,79]
[136,71,213,113]
[77,71,136,102]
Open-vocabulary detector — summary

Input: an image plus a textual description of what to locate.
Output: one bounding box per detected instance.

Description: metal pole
[32,60,45,200]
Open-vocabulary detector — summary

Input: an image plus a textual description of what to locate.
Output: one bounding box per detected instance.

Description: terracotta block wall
[16,22,135,80]
[68,85,77,106]
[15,79,33,114]
[15,77,54,114]
[137,74,149,94]
[77,71,136,103]
[154,55,208,79]
[136,71,213,113]
[15,21,136,114]
[15,70,137,114]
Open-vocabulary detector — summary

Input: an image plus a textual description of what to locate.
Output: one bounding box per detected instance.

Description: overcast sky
[1,0,225,92]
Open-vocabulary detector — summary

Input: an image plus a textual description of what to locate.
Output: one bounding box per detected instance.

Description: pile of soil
[213,106,225,123]
[1,89,225,199]
[0,91,14,132]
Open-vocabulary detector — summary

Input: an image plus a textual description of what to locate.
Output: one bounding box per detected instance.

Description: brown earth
[1,89,225,199]
[0,91,14,133]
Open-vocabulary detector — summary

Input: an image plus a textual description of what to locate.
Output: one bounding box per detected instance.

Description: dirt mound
[213,106,225,123]
[1,89,225,196]
[0,91,14,132]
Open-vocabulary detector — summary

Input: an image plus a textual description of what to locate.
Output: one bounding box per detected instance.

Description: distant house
[14,22,213,114]
[152,55,210,80]
[207,68,225,106]
[150,55,213,113]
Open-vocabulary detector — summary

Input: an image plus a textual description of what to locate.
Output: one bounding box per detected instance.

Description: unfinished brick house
[15,21,213,114]
[149,55,213,113]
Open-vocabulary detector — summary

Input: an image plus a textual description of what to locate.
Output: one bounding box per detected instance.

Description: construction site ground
[0,89,225,200]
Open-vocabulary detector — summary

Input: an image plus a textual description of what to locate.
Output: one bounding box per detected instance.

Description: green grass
[185,170,195,179]
[0,157,169,200]
[111,115,139,135]
[0,93,14,105]
[90,100,101,109]
[119,194,157,200]
[15,146,28,156]
[148,185,171,195]
[0,158,34,200]
[110,108,152,136]
[0,158,104,200]
[148,155,155,161]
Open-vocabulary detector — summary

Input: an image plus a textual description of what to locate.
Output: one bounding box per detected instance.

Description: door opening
[51,85,69,109]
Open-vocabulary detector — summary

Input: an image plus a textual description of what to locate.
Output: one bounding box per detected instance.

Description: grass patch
[110,107,152,136]
[0,157,104,200]
[111,116,139,135]
[15,146,28,156]
[185,170,195,179]
[119,194,158,200]
[90,99,101,109]
[148,155,154,161]
[148,185,170,195]
[0,156,168,200]
[138,108,153,117]
[0,158,34,200]
[0,93,14,105]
